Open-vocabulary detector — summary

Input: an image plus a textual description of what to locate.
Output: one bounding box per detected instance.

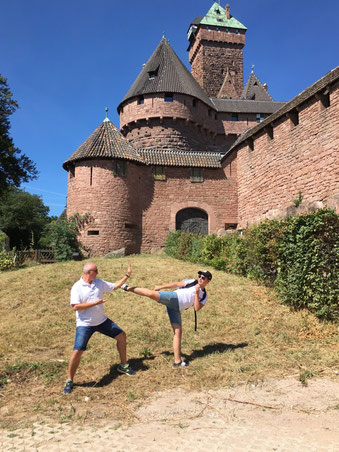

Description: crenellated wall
[236,80,339,228]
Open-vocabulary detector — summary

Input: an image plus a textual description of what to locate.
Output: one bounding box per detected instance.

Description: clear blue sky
[2,0,338,217]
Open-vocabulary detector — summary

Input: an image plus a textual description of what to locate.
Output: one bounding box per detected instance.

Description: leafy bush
[276,209,338,320]
[165,209,339,321]
[241,219,282,285]
[39,213,89,261]
[0,250,16,271]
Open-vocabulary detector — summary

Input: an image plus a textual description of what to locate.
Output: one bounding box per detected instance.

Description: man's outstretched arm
[114,264,132,289]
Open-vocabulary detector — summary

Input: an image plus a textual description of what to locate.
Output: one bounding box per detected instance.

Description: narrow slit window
[90,166,93,186]
[88,230,99,236]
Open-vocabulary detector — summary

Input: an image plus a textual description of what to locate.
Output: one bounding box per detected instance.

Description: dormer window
[165,92,173,102]
[148,68,158,80]
[137,96,144,105]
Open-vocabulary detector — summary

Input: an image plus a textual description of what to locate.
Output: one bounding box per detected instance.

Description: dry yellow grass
[0,253,338,428]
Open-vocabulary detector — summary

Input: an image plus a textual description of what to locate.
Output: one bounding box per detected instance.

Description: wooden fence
[14,249,56,265]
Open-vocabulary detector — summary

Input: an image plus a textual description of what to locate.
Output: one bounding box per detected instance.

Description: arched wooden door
[176,208,208,235]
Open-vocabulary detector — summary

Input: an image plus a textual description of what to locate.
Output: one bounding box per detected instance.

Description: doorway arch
[176,208,208,235]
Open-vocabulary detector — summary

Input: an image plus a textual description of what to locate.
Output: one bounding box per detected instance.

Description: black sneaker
[117,364,136,376]
[63,379,73,394]
[121,284,129,291]
[173,361,189,368]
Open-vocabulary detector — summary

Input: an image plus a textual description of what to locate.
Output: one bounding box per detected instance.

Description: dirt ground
[1,376,338,451]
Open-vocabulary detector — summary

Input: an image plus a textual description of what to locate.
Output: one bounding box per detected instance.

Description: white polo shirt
[175,279,208,311]
[70,277,115,327]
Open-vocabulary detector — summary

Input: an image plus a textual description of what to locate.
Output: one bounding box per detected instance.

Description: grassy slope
[0,254,338,427]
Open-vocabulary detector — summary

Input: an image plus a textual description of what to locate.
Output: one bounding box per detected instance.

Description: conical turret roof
[118,37,214,109]
[63,117,142,169]
[241,71,273,101]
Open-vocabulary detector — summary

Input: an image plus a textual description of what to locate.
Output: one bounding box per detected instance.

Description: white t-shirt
[175,278,208,311]
[70,277,115,327]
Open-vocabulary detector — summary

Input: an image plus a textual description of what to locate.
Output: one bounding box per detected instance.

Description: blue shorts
[158,291,182,326]
[73,318,123,351]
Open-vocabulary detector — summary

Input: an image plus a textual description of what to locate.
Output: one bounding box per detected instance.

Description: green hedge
[165,209,338,321]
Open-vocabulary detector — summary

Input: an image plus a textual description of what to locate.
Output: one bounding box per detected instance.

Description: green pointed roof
[200,2,247,30]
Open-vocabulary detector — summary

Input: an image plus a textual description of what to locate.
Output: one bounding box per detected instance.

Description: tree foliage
[39,213,90,261]
[0,188,50,249]
[0,74,37,195]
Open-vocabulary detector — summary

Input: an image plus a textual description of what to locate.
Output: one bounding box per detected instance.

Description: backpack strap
[178,279,207,331]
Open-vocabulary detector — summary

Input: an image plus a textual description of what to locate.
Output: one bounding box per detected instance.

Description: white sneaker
[121,284,129,291]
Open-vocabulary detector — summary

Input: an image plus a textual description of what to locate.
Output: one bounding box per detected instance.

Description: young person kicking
[121,270,212,367]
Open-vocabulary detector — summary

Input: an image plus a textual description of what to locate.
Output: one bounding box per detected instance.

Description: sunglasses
[199,275,206,280]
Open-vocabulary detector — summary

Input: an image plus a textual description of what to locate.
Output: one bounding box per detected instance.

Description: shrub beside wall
[165,209,338,321]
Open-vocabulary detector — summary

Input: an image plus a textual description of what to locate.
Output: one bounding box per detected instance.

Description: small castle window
[190,167,203,183]
[90,166,93,186]
[208,109,212,117]
[113,160,126,177]
[192,99,197,107]
[87,230,99,236]
[288,110,299,127]
[231,113,239,121]
[164,93,173,102]
[148,67,158,80]
[69,165,75,178]
[137,96,144,105]
[152,166,166,181]
[256,113,265,123]
[226,28,230,33]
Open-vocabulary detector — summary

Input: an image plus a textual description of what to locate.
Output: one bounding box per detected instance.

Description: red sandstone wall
[120,93,218,152]
[236,82,339,228]
[139,155,238,252]
[66,159,142,256]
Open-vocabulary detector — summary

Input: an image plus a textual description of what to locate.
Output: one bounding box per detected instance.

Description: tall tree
[0,188,50,249]
[0,74,37,195]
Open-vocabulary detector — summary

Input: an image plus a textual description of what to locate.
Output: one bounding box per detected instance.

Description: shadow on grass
[76,355,155,388]
[161,342,248,363]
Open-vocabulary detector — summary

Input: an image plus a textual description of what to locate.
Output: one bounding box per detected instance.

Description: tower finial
[251,64,255,73]
[104,107,110,122]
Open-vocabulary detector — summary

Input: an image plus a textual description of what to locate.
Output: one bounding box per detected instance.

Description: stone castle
[63,2,339,256]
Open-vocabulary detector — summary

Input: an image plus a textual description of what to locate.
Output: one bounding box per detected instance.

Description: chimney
[225,4,231,20]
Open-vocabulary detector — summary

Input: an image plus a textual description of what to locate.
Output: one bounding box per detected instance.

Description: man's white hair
[83,262,95,274]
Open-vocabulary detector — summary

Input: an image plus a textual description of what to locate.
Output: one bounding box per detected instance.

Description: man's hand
[96,299,107,305]
[154,286,161,291]
[126,264,131,278]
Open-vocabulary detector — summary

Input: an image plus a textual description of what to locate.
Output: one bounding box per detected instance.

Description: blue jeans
[73,318,123,350]
[158,292,182,326]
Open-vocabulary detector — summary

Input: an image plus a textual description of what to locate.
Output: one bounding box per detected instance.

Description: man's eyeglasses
[90,269,98,273]
[199,275,206,280]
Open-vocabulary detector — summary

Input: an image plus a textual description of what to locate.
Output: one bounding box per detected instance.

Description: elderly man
[63,262,135,394]
[121,270,212,368]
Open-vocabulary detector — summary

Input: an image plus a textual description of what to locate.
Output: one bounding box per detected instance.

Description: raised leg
[126,286,160,302]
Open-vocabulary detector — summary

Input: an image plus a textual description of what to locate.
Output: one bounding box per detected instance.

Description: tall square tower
[188,2,247,98]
